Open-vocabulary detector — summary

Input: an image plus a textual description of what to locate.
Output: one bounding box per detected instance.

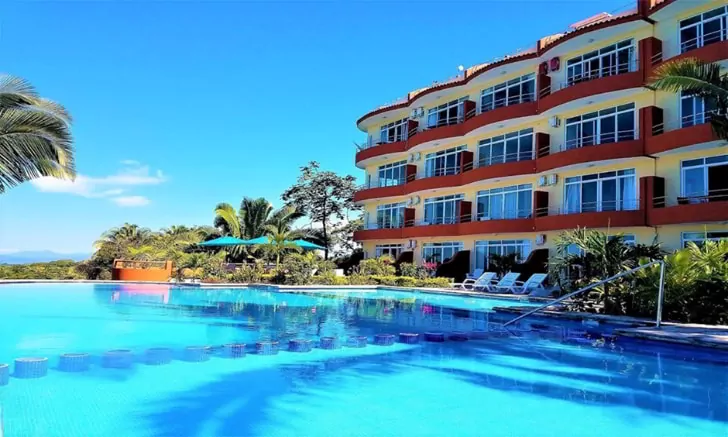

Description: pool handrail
[503,260,666,328]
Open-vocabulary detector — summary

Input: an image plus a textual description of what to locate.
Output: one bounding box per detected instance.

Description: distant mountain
[0,251,91,264]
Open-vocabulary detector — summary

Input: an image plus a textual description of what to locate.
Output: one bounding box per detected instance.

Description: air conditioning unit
[406,198,414,207]
[409,154,416,163]
[407,239,418,249]
[535,234,546,246]
[538,175,547,187]
[413,152,421,162]
[417,107,425,118]
[549,116,560,128]
[548,174,558,185]
[411,195,421,205]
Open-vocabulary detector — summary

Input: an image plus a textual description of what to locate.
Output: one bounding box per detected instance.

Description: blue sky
[0,0,624,253]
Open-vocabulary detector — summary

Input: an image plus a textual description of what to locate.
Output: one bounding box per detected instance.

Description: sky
[0,0,626,254]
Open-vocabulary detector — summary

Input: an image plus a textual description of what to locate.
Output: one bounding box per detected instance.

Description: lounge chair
[491,272,523,293]
[459,271,497,290]
[512,273,549,295]
[466,268,484,280]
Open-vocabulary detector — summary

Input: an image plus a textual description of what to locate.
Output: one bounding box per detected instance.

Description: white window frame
[480,74,535,113]
[680,154,728,200]
[565,39,635,85]
[477,128,534,167]
[377,160,408,187]
[427,97,468,128]
[425,145,466,177]
[679,6,728,54]
[679,92,717,128]
[423,194,464,225]
[681,231,728,248]
[474,239,531,271]
[564,103,636,150]
[563,169,637,214]
[476,184,533,220]
[375,202,407,229]
[375,244,404,258]
[379,118,409,144]
[422,241,464,264]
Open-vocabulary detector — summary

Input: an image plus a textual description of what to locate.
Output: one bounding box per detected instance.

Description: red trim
[353,218,535,241]
[646,122,718,155]
[463,101,539,134]
[353,184,406,202]
[537,138,645,172]
[648,200,728,226]
[534,209,646,231]
[655,40,728,67]
[355,140,406,163]
[538,72,643,112]
[647,0,677,16]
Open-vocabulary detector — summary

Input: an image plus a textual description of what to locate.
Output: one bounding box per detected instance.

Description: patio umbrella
[197,236,249,247]
[242,236,325,251]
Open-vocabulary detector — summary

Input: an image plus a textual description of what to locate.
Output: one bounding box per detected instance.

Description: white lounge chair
[459,271,497,291]
[466,268,484,280]
[491,272,523,293]
[513,273,549,295]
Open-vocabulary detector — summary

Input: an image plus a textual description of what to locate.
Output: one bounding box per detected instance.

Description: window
[379,118,409,143]
[376,202,406,229]
[425,146,466,177]
[378,161,407,187]
[427,97,468,128]
[679,6,727,53]
[474,240,531,271]
[565,103,635,150]
[476,184,532,220]
[566,39,635,85]
[477,128,533,167]
[681,155,728,203]
[564,169,637,213]
[682,231,728,248]
[375,244,404,258]
[480,74,535,113]
[680,92,717,128]
[566,234,635,256]
[422,242,463,264]
[424,194,464,225]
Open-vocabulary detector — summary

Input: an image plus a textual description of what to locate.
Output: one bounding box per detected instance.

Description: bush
[280,253,321,285]
[230,262,264,283]
[315,272,349,286]
[357,256,396,276]
[399,263,430,279]
[344,274,452,288]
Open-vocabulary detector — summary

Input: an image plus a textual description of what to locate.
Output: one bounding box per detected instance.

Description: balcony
[538,58,643,112]
[647,189,728,226]
[406,101,476,149]
[536,129,644,172]
[664,31,728,65]
[462,98,538,134]
[646,110,721,155]
[534,200,645,232]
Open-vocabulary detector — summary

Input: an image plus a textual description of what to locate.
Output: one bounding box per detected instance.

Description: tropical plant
[282,161,359,259]
[549,228,663,314]
[263,225,303,267]
[488,253,519,277]
[0,74,75,193]
[649,58,728,139]
[214,198,301,240]
[357,255,396,276]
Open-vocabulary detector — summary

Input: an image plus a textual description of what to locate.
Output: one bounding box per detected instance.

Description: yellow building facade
[353,0,728,276]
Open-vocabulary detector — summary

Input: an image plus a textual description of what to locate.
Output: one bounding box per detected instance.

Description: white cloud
[30,161,164,207]
[111,196,150,207]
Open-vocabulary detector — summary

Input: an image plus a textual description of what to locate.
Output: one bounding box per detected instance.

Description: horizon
[0,0,624,253]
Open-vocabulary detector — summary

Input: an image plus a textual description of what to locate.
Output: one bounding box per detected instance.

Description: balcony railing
[355,126,418,151]
[419,162,474,179]
[654,188,728,208]
[679,29,728,54]
[358,179,407,190]
[536,199,640,216]
[652,110,717,135]
[363,219,406,230]
[477,150,534,168]
[539,58,638,97]
[538,128,637,157]
[474,208,533,221]
[480,93,535,115]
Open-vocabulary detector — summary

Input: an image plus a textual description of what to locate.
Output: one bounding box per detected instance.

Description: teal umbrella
[243,236,271,245]
[292,239,325,250]
[198,236,249,247]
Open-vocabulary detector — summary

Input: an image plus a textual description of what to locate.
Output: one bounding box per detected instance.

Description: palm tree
[263,225,303,267]
[649,58,728,139]
[214,197,302,239]
[94,223,152,249]
[0,74,75,193]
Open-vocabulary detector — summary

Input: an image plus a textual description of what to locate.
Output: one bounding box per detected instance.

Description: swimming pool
[0,283,726,437]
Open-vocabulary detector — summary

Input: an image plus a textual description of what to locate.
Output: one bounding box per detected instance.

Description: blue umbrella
[242,236,324,251]
[198,236,249,247]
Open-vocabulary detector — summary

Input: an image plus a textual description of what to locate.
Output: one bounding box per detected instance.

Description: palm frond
[649,58,728,100]
[213,203,241,238]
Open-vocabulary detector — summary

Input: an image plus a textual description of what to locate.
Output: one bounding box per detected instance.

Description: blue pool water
[0,283,726,437]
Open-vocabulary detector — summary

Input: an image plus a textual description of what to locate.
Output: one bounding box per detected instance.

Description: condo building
[352,0,728,276]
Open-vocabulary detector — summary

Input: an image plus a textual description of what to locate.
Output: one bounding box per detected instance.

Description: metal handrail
[503,259,666,328]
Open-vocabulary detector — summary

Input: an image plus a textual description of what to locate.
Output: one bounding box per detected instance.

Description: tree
[0,74,75,193]
[281,162,359,259]
[649,58,728,139]
[263,225,303,267]
[214,197,301,240]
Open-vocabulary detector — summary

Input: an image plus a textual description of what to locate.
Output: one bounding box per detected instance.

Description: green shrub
[315,272,350,286]
[357,256,396,276]
[399,263,430,279]
[347,272,375,285]
[395,276,418,287]
[281,253,322,285]
[230,262,265,283]
[417,277,452,288]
